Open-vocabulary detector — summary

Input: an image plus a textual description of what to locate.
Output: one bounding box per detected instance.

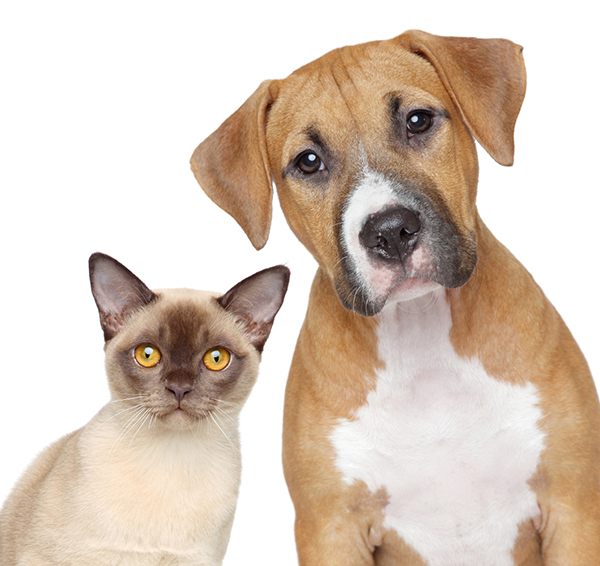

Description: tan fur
[190,30,600,564]
[0,290,257,566]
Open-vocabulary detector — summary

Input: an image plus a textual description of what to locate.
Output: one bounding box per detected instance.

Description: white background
[1,1,598,564]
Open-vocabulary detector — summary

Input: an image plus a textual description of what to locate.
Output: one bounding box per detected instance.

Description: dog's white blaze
[342,168,398,298]
[330,289,545,565]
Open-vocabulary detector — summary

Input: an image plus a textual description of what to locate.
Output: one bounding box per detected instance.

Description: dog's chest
[330,291,545,565]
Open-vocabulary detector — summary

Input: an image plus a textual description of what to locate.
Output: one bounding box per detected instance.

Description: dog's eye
[296,151,324,174]
[407,111,432,135]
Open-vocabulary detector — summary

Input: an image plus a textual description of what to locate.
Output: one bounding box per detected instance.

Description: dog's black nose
[359,207,421,261]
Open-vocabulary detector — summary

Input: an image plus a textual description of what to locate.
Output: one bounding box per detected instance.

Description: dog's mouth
[334,242,476,317]
[388,276,443,300]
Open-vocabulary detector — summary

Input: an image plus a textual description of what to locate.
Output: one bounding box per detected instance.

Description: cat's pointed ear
[218,265,290,353]
[89,253,157,341]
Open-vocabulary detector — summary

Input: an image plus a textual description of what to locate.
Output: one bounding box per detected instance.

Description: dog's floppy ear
[396,30,526,166]
[190,80,276,250]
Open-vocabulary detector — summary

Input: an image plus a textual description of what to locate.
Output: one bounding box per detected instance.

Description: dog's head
[191,30,526,316]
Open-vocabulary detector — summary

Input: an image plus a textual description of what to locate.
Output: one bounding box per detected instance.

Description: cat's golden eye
[203,347,231,371]
[134,344,161,368]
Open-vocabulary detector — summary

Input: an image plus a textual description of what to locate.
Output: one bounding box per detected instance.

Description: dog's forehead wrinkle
[323,50,376,137]
[331,53,360,93]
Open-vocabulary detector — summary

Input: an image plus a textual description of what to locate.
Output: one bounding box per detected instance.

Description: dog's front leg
[283,382,382,564]
[538,507,600,564]
[282,273,390,565]
[536,475,600,563]
[293,490,383,566]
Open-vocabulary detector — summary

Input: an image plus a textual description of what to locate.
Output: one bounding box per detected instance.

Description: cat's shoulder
[0,428,81,528]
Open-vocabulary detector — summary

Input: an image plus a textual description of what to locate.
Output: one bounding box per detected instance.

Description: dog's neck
[376,286,453,363]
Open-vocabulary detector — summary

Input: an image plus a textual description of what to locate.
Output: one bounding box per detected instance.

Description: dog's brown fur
[191,30,600,565]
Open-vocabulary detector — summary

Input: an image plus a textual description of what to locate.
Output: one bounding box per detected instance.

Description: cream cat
[0,253,290,565]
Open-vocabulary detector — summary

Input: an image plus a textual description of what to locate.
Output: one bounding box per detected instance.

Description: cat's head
[89,253,289,430]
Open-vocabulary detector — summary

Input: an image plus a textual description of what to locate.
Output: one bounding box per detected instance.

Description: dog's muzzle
[335,172,477,317]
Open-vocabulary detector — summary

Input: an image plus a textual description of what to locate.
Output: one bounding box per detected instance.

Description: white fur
[330,289,545,565]
[342,168,398,300]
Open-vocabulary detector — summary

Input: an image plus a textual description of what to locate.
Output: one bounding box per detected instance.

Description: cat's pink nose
[166,384,192,405]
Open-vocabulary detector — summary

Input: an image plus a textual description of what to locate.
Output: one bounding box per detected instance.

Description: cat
[0,252,290,566]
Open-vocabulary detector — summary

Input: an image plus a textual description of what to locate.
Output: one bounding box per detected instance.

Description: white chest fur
[330,289,545,566]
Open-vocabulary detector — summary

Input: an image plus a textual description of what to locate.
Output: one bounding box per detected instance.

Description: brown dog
[190,30,600,565]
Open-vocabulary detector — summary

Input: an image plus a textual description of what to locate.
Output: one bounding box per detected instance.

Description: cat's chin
[157,408,201,430]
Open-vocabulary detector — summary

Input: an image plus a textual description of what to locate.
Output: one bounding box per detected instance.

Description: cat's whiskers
[121,407,152,442]
[90,402,147,434]
[107,406,152,458]
[208,412,239,454]
[188,419,198,440]
[214,399,241,409]
[192,412,205,438]
[213,404,237,427]
[106,395,146,405]
[127,408,154,450]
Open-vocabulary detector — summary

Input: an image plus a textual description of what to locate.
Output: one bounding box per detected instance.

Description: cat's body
[0,255,289,565]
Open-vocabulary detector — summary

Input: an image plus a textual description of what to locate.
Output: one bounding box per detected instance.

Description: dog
[190,30,600,565]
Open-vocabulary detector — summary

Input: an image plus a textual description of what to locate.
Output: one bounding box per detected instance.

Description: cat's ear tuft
[89,253,157,341]
[218,266,290,352]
